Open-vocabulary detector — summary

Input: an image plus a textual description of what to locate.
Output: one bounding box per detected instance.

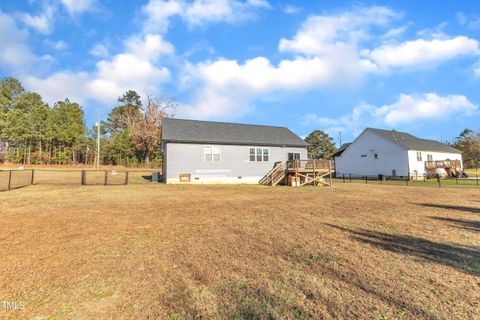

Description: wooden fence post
[124,171,129,185]
[81,170,86,185]
[104,170,108,186]
[8,170,12,190]
[342,174,345,183]
[31,169,35,185]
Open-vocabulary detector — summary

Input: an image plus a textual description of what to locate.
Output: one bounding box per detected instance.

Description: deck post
[312,159,316,186]
[328,161,332,186]
[8,170,12,190]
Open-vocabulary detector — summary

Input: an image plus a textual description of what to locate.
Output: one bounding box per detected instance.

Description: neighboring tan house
[333,128,463,179]
[161,118,309,184]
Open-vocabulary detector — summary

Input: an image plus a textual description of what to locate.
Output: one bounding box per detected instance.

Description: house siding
[334,130,409,177]
[165,142,307,184]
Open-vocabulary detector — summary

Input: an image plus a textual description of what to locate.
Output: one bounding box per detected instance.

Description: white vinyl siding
[165,143,306,183]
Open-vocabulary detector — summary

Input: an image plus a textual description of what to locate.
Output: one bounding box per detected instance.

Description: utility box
[152,172,160,183]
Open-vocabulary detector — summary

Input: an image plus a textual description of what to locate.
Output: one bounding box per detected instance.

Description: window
[256,148,262,161]
[205,146,220,162]
[374,154,378,159]
[288,153,300,161]
[427,154,433,162]
[249,148,255,161]
[263,148,269,161]
[250,147,269,162]
[416,151,422,162]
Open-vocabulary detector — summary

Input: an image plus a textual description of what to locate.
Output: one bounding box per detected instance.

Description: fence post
[365,176,368,184]
[8,170,12,190]
[124,171,129,185]
[455,176,458,185]
[349,174,352,183]
[437,175,441,188]
[31,169,35,185]
[342,174,345,183]
[406,174,409,186]
[104,170,108,186]
[81,170,86,185]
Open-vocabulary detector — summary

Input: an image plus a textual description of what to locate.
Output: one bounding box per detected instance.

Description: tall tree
[452,128,480,169]
[304,130,337,159]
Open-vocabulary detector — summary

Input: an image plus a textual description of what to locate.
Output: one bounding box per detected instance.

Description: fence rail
[0,169,161,192]
[335,173,480,188]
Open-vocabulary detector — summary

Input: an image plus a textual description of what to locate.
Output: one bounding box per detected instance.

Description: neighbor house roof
[367,128,460,153]
[332,143,351,158]
[162,118,309,147]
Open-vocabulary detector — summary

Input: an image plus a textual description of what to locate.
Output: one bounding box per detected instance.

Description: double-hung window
[427,154,433,162]
[416,151,422,162]
[205,146,220,162]
[250,147,269,162]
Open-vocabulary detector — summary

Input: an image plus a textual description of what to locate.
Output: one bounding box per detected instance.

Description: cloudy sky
[1,0,479,144]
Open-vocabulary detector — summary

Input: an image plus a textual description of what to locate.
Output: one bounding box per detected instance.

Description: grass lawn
[0,183,479,319]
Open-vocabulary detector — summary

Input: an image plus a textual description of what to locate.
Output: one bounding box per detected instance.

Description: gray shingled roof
[162,118,309,147]
[332,143,351,157]
[367,128,460,153]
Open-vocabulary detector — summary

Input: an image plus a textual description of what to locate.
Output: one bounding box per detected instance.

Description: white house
[161,118,309,184]
[333,128,462,179]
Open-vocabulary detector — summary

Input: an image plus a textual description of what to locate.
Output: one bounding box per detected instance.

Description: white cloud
[278,6,399,56]
[380,25,409,39]
[0,10,52,74]
[303,93,477,135]
[17,3,56,35]
[364,36,480,69]
[59,0,96,15]
[376,93,477,125]
[90,43,109,58]
[44,39,68,50]
[280,4,301,15]
[142,0,270,33]
[457,12,480,30]
[26,33,172,105]
[181,6,397,118]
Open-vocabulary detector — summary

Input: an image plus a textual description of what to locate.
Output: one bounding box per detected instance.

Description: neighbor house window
[250,147,269,162]
[427,154,433,162]
[288,153,300,161]
[416,151,422,161]
[205,146,220,162]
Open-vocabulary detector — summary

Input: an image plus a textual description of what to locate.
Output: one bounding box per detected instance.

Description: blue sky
[1,0,479,145]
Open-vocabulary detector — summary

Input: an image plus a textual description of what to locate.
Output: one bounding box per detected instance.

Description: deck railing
[286,159,331,170]
[425,160,461,169]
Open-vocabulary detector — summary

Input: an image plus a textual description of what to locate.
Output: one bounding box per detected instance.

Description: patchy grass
[0,183,479,319]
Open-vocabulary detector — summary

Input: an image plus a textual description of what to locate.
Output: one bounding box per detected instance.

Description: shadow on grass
[430,216,480,232]
[417,203,480,214]
[326,224,480,276]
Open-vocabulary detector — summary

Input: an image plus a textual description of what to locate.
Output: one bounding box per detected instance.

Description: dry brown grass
[0,183,479,319]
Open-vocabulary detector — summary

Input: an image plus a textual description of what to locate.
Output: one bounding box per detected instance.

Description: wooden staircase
[259,162,285,186]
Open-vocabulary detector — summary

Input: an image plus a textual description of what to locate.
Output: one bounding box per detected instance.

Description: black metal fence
[335,173,480,188]
[0,169,161,192]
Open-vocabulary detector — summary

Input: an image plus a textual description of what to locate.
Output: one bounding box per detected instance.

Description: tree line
[0,77,175,167]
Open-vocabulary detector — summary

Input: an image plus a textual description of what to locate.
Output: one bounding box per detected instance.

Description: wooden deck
[425,160,461,170]
[260,160,334,187]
